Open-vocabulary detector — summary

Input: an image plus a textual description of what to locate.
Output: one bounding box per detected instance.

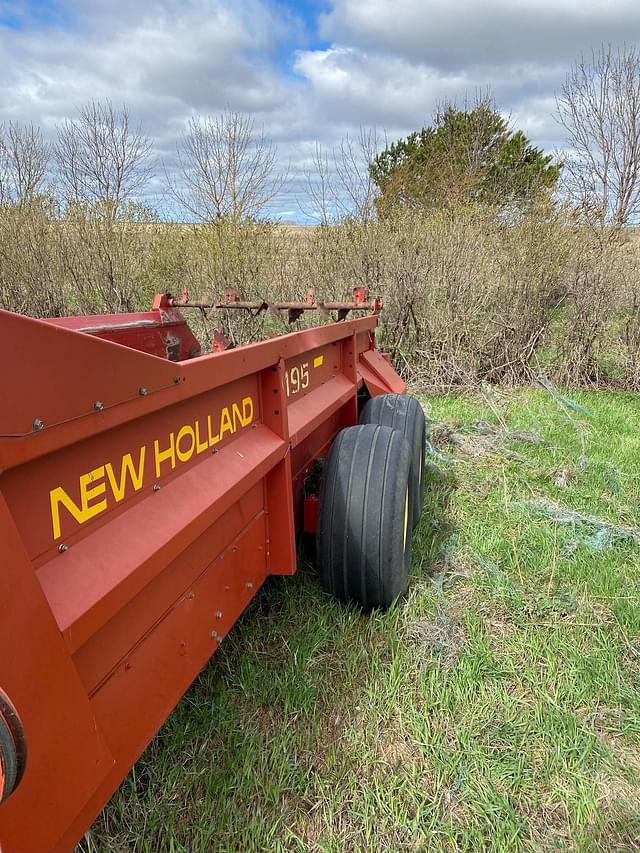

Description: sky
[0,0,639,221]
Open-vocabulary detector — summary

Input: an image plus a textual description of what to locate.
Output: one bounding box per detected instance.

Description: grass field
[80,388,640,853]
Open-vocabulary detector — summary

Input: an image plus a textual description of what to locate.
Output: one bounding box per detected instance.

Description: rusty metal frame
[171,285,383,323]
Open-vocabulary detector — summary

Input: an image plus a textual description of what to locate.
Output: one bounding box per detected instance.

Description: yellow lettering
[80,467,106,513]
[176,425,196,463]
[50,466,107,540]
[49,395,257,542]
[219,406,233,439]
[232,402,242,431]
[154,432,176,478]
[105,447,146,502]
[241,396,254,426]
[50,488,82,540]
[207,414,219,446]
[194,420,208,454]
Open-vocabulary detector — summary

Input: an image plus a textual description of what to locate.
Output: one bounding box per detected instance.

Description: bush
[2,197,640,390]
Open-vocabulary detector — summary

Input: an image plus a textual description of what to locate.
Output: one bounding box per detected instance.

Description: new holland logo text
[49,396,254,540]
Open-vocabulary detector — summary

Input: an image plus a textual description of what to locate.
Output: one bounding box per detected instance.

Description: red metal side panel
[0,495,114,853]
[73,484,263,695]
[358,348,406,396]
[42,306,201,361]
[54,512,269,853]
[0,304,407,853]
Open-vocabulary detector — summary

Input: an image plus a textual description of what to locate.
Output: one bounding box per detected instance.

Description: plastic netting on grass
[512,498,640,554]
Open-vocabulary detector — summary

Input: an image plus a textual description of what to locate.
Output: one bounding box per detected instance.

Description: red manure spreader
[0,289,426,852]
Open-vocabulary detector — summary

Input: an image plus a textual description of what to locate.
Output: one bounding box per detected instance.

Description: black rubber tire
[317,423,413,611]
[360,394,426,529]
[0,711,17,803]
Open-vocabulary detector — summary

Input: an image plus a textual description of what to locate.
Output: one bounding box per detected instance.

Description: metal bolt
[246,582,254,590]
[215,610,223,619]
[58,543,69,553]
[212,447,219,454]
[139,387,148,396]
[174,376,181,384]
[94,401,104,411]
[153,483,161,492]
[210,630,218,640]
[32,418,44,431]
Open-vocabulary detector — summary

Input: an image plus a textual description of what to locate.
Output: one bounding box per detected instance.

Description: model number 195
[284,362,309,397]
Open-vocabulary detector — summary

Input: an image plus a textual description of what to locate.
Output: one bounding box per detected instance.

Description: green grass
[80,388,640,853]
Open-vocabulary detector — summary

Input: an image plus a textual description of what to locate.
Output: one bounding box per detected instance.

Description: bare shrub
[143,219,293,346]
[557,44,640,234]
[302,128,381,224]
[0,122,51,206]
[169,111,282,224]
[277,204,573,390]
[620,239,640,388]
[54,100,153,219]
[0,198,67,316]
[57,202,161,313]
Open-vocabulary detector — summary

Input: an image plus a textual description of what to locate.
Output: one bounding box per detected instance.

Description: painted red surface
[0,297,405,853]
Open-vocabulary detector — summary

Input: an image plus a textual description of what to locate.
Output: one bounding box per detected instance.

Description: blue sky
[1,0,640,221]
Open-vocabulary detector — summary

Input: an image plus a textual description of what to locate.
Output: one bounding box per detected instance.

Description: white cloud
[319,0,640,68]
[0,0,638,218]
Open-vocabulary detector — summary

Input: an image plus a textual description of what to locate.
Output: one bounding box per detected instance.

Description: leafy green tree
[370,99,560,213]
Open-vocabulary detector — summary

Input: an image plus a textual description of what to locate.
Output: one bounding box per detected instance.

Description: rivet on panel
[58,543,69,553]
